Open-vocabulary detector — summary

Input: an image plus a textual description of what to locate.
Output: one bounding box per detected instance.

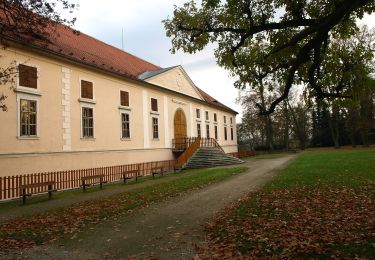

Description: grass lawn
[199,149,375,259]
[0,166,247,251]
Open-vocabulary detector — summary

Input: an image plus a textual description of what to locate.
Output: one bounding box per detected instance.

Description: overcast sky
[70,1,375,122]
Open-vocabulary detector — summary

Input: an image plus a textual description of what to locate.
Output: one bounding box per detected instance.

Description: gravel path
[7,155,296,259]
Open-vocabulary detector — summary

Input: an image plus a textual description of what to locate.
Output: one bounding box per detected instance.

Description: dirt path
[10,155,296,259]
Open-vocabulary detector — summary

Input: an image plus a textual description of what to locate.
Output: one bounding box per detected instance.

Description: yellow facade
[0,45,238,176]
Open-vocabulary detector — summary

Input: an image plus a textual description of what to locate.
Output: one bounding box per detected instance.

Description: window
[214,113,217,122]
[19,64,37,89]
[82,107,94,138]
[230,117,233,124]
[205,111,209,121]
[231,127,234,140]
[20,99,37,136]
[206,124,210,138]
[121,113,130,138]
[81,80,93,99]
[196,108,200,119]
[120,91,129,107]
[197,123,201,137]
[224,126,227,140]
[224,115,227,124]
[151,98,158,112]
[152,117,159,139]
[214,125,218,140]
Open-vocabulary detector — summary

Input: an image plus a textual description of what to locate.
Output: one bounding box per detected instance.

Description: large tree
[0,0,77,111]
[164,0,375,114]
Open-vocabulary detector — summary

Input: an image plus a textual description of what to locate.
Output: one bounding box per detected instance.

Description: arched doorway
[174,109,187,148]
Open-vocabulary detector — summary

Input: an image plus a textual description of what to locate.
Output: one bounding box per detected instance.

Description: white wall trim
[142,90,149,148]
[62,67,71,151]
[163,96,170,148]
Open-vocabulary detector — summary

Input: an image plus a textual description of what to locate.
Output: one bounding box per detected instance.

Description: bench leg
[22,188,26,204]
[48,184,52,199]
[100,178,103,189]
[123,175,126,184]
[83,180,86,191]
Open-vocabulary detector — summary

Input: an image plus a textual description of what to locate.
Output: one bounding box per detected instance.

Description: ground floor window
[231,127,234,140]
[224,126,227,140]
[121,113,130,138]
[197,123,201,137]
[206,124,210,139]
[214,125,218,140]
[152,117,159,139]
[20,99,37,136]
[82,107,94,138]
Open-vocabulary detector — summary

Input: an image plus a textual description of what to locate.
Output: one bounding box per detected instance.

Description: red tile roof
[6,19,237,114]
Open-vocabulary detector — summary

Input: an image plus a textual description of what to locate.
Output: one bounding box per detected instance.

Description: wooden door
[174,109,187,148]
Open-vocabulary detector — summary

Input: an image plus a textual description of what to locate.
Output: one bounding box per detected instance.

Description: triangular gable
[141,66,204,100]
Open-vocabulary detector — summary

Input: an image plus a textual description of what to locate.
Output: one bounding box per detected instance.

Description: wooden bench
[81,175,107,191]
[151,166,165,178]
[122,168,142,183]
[20,181,56,204]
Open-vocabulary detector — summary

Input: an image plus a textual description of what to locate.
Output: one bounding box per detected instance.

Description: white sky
[70,1,375,123]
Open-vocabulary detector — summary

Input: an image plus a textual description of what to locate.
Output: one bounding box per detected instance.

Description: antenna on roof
[121,28,124,51]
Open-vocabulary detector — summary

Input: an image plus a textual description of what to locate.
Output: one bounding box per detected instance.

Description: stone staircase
[185,147,244,168]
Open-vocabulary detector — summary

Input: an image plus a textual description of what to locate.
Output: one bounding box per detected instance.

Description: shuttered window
[81,80,93,99]
[151,98,158,112]
[120,91,129,107]
[19,64,37,89]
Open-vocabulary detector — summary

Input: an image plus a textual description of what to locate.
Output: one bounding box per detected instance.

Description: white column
[62,67,71,151]
[163,96,170,148]
[189,103,194,137]
[142,90,149,148]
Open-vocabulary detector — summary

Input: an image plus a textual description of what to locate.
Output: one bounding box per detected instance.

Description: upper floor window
[214,113,217,122]
[151,98,158,112]
[224,115,227,124]
[19,64,37,89]
[196,108,201,119]
[205,111,209,121]
[82,107,94,138]
[152,117,159,139]
[120,91,129,107]
[20,99,37,136]
[230,117,233,124]
[81,80,93,99]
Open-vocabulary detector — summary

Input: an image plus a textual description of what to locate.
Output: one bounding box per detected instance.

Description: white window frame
[16,92,40,139]
[120,111,131,140]
[80,103,95,139]
[152,116,159,140]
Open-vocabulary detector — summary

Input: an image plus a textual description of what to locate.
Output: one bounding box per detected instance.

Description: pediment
[141,66,204,100]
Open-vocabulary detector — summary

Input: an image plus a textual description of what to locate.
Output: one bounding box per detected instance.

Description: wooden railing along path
[0,159,177,201]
